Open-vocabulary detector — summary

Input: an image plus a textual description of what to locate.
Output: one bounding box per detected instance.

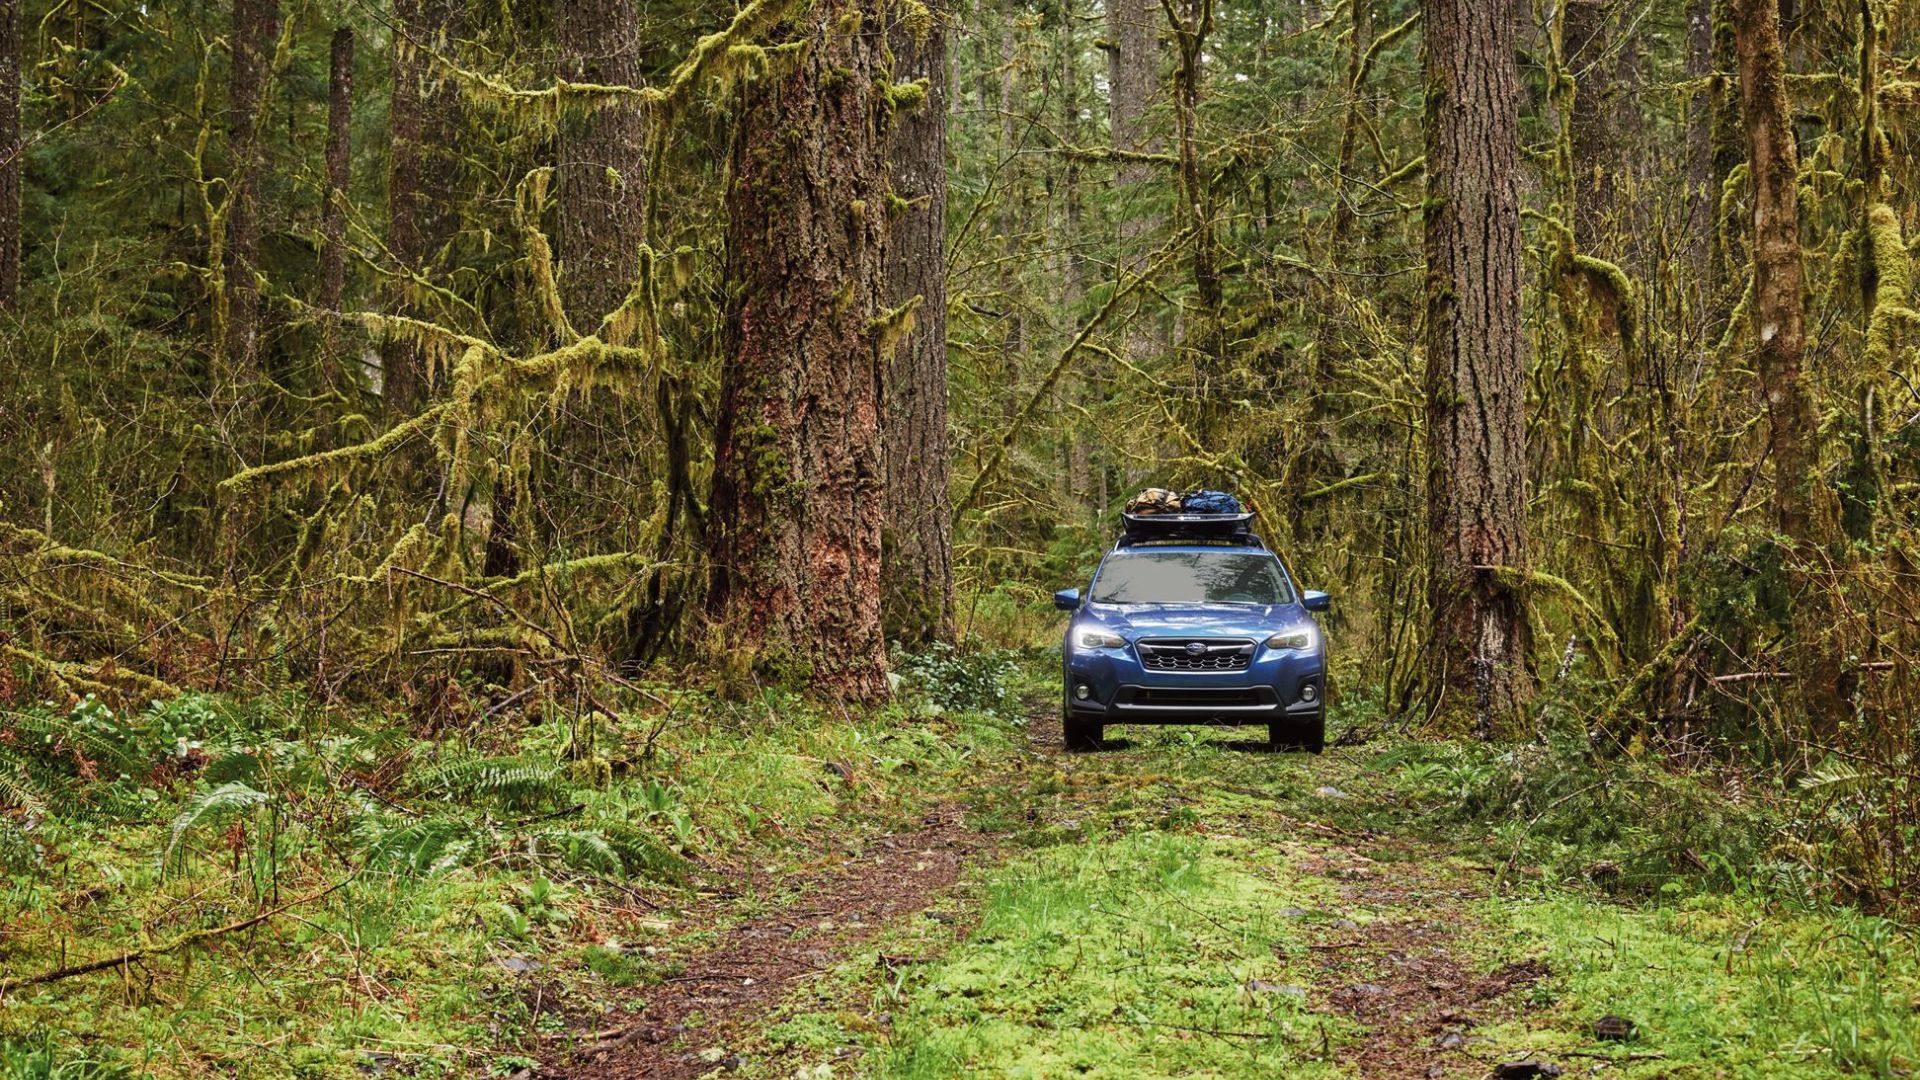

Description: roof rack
[1115,512,1260,548]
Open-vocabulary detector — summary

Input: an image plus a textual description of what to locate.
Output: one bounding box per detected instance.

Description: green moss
[881,76,929,115]
[874,831,1349,1078]
[1864,202,1915,362]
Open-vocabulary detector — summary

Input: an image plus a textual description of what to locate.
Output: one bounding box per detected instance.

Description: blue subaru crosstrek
[1054,512,1330,752]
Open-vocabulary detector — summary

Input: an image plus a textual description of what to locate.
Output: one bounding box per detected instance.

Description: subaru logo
[1184,641,1207,656]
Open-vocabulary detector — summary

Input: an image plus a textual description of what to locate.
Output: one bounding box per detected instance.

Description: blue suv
[1054,513,1330,752]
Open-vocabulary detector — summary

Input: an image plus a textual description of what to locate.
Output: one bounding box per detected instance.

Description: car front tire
[1063,708,1103,752]
[1270,714,1325,754]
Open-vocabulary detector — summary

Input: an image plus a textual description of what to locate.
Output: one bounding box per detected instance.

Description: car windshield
[1089,551,1293,605]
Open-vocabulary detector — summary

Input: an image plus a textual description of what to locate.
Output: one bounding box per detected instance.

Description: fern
[535,821,689,882]
[1798,762,1869,798]
[359,817,479,875]
[413,755,569,811]
[163,782,272,874]
[1,708,144,781]
[0,754,47,815]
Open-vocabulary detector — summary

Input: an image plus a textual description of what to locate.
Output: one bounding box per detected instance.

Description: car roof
[1103,543,1275,556]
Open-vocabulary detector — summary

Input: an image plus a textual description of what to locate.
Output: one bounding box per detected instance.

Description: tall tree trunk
[880,0,954,646]
[1311,0,1374,430]
[995,0,1023,421]
[1421,0,1533,736]
[220,0,279,383]
[320,27,352,385]
[1563,0,1613,243]
[0,0,19,312]
[1167,0,1221,444]
[1707,0,1743,330]
[1108,0,1158,365]
[1059,0,1093,513]
[1732,0,1848,734]
[386,0,463,413]
[1686,0,1713,283]
[1107,0,1156,173]
[557,0,647,334]
[705,0,891,700]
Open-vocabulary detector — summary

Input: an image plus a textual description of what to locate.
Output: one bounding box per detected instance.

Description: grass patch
[872,828,1349,1078]
[1478,893,1920,1078]
[0,665,1026,1079]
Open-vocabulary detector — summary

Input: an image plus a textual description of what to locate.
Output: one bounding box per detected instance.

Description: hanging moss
[1864,203,1917,364]
[870,295,924,359]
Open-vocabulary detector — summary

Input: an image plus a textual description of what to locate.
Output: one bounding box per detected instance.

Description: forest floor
[6,668,1920,1080]
[541,704,1920,1080]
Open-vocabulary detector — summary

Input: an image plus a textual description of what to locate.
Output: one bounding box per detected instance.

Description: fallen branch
[0,875,355,996]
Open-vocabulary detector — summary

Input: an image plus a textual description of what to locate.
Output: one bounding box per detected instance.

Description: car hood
[1082,603,1300,639]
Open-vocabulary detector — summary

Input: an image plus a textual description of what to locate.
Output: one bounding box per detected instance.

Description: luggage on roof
[1181,489,1241,514]
[1125,488,1184,515]
[1118,487,1255,545]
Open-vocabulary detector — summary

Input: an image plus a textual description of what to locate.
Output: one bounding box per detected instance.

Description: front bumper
[1064,645,1324,723]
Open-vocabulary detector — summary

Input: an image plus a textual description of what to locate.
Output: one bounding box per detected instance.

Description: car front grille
[1135,637,1256,672]
[1130,687,1264,707]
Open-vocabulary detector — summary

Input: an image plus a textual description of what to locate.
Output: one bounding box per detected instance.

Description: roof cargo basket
[1118,512,1257,546]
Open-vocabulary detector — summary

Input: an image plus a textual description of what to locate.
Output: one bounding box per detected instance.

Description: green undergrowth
[762,719,1920,1079]
[0,649,1027,1079]
[1478,892,1920,1078]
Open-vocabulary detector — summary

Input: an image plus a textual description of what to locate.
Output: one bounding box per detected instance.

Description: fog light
[1074,683,1092,701]
[1300,683,1319,703]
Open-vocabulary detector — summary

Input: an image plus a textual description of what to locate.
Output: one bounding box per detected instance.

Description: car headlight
[1265,627,1316,651]
[1078,629,1126,649]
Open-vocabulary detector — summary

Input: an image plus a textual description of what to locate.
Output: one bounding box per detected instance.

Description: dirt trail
[552,801,992,1080]
[551,712,1544,1079]
[1296,847,1549,1077]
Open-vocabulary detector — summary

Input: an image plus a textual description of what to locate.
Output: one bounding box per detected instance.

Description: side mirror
[1053,588,1082,611]
[1302,590,1331,613]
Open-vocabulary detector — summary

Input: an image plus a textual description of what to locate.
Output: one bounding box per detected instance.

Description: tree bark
[1732,0,1847,734]
[1107,0,1156,175]
[1421,0,1533,735]
[1059,0,1093,513]
[0,0,19,312]
[1313,0,1374,417]
[1686,0,1713,282]
[320,27,353,385]
[1108,0,1158,367]
[1563,0,1613,243]
[386,0,463,412]
[880,0,954,646]
[995,0,1023,421]
[220,0,279,382]
[557,0,647,334]
[1707,0,1743,327]
[706,0,891,700]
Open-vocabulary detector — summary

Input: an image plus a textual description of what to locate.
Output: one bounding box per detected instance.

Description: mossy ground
[7,670,1920,1079]
[740,722,1920,1079]
[0,686,1025,1080]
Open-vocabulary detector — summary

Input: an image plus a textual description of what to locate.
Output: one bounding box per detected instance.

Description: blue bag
[1181,489,1241,515]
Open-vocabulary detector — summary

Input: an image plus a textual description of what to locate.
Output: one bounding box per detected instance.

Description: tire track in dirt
[549,801,992,1080]
[1294,849,1552,1078]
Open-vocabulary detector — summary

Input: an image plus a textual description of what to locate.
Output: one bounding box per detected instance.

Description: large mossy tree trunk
[386,0,463,414]
[0,0,19,312]
[219,0,278,385]
[705,0,891,701]
[1732,0,1848,737]
[557,0,646,332]
[880,0,954,646]
[1420,0,1533,736]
